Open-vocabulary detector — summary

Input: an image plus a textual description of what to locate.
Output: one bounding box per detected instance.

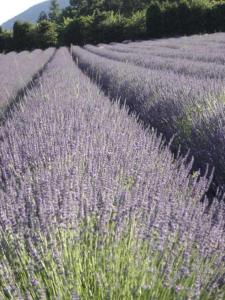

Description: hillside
[1,0,70,30]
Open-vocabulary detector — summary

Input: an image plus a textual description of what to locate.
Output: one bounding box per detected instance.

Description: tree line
[0,0,225,52]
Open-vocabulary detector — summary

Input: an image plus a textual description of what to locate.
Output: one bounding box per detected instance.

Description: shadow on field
[71,49,223,203]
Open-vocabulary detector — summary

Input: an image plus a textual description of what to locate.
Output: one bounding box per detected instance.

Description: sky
[0,0,43,25]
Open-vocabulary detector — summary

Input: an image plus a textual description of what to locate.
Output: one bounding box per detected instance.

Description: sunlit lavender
[72,35,225,191]
[84,44,225,79]
[0,48,55,114]
[0,35,224,298]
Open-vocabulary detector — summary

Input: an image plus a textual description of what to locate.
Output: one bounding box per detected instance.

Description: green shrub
[62,16,94,45]
[161,2,179,36]
[37,20,58,49]
[146,0,221,38]
[146,2,163,38]
[100,12,126,43]
[0,28,13,53]
[208,2,225,32]
[124,10,147,40]
[13,21,36,51]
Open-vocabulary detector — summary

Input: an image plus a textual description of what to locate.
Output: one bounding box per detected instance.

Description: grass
[0,215,224,299]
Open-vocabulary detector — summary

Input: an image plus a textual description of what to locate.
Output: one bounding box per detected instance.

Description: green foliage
[100,11,126,43]
[159,2,184,36]
[206,2,225,32]
[0,27,6,52]
[60,9,147,46]
[124,10,147,40]
[0,217,224,299]
[146,0,225,38]
[69,0,153,16]
[13,21,36,51]
[69,0,102,15]
[59,5,78,21]
[37,11,48,23]
[61,15,94,45]
[102,0,153,15]
[49,0,61,22]
[146,2,163,38]
[37,20,58,49]
[0,30,13,53]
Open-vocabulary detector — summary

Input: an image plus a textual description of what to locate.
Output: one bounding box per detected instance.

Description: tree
[124,10,147,40]
[0,29,13,53]
[62,16,94,45]
[69,0,105,15]
[37,20,58,48]
[49,0,61,22]
[101,0,154,15]
[60,6,78,20]
[146,2,162,38]
[38,11,48,23]
[161,2,179,36]
[13,21,35,51]
[209,2,225,32]
[102,0,122,12]
[100,11,126,43]
[0,26,4,52]
[120,0,151,15]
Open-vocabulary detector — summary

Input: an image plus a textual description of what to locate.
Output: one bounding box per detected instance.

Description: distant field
[0,34,224,299]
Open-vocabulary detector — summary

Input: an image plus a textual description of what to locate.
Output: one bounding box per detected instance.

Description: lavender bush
[84,44,225,79]
[0,48,55,118]
[104,34,225,65]
[0,47,224,298]
[72,44,225,191]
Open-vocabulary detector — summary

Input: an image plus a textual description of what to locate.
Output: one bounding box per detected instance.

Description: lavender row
[0,48,55,114]
[0,47,224,295]
[111,34,225,50]
[84,44,225,80]
[127,45,225,65]
[105,38,225,65]
[0,46,214,230]
[80,46,223,98]
[72,46,225,190]
[104,43,225,66]
[125,32,225,49]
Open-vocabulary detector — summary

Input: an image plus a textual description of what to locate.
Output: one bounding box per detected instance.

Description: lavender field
[0,48,55,121]
[0,34,224,299]
[72,33,225,192]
